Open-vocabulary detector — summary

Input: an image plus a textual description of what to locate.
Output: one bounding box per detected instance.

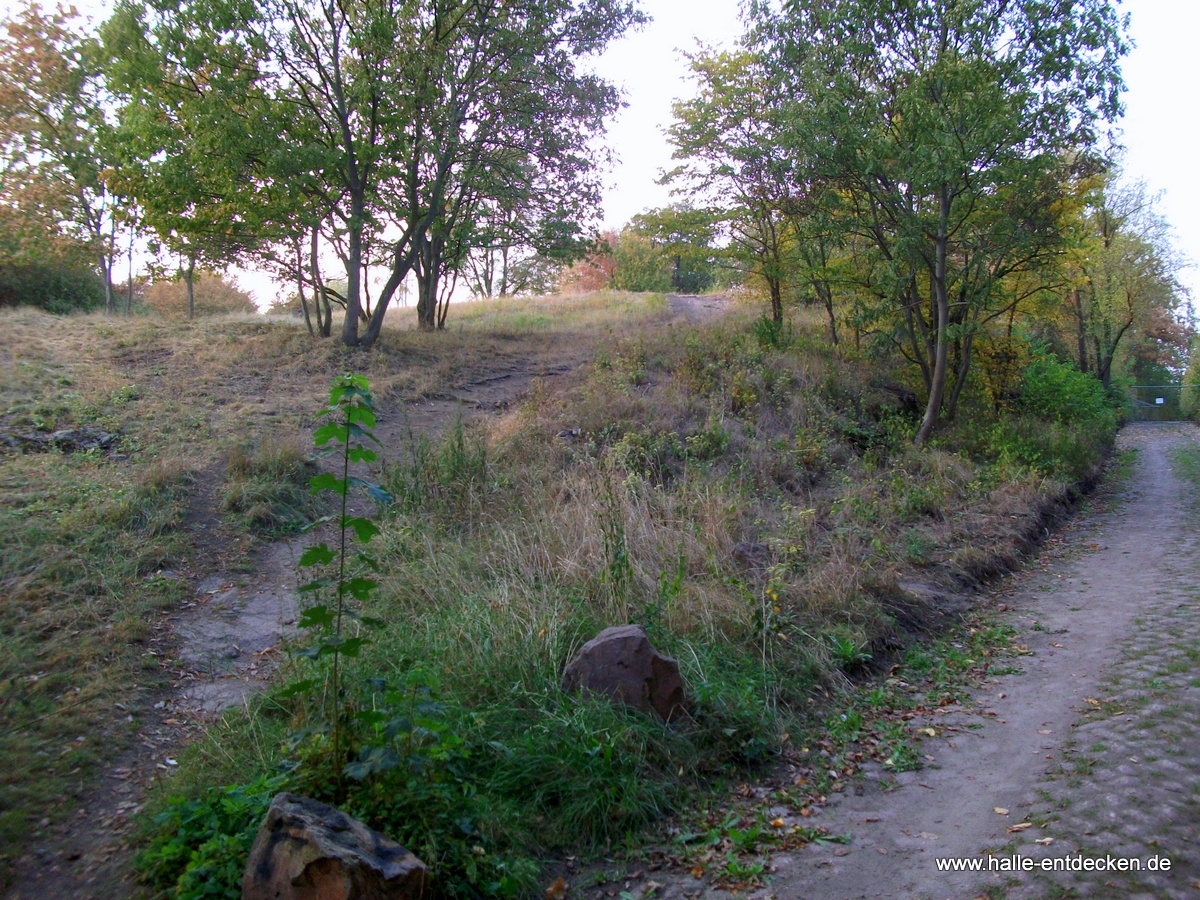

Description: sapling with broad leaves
[287,372,391,796]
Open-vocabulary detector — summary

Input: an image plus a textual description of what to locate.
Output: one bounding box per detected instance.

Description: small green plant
[723,852,766,880]
[137,776,284,900]
[826,631,872,671]
[750,315,789,349]
[287,373,392,795]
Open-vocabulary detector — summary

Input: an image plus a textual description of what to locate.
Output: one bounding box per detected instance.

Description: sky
[2,0,1196,307]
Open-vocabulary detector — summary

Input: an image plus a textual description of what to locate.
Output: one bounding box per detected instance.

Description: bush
[1182,351,1200,421]
[984,355,1118,481]
[1017,356,1113,426]
[0,262,105,313]
[138,776,282,900]
[144,269,257,317]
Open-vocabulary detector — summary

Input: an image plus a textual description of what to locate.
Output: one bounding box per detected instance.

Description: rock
[242,793,428,900]
[562,624,688,721]
[0,426,118,454]
[732,541,772,571]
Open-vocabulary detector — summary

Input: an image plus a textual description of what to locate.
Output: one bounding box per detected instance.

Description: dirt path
[641,422,1200,900]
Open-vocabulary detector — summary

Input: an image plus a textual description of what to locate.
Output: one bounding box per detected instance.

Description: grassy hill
[0,293,1116,896]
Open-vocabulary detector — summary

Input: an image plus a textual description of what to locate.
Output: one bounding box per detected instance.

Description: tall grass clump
[221,437,319,534]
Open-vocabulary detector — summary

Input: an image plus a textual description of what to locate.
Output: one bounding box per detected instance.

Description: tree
[1065,177,1190,387]
[629,204,724,294]
[755,0,1129,443]
[105,0,641,345]
[558,231,618,293]
[0,3,125,313]
[666,49,795,323]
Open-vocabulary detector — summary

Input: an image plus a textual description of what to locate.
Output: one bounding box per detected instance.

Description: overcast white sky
[2,0,1195,307]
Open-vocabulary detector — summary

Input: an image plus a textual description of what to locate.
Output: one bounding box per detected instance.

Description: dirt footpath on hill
[639,422,1200,900]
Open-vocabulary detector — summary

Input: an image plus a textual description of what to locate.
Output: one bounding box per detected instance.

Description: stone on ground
[242,793,428,900]
[562,624,688,721]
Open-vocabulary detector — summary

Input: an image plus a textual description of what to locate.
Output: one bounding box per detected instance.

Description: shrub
[137,776,282,900]
[1017,356,1113,426]
[144,269,257,317]
[0,261,105,313]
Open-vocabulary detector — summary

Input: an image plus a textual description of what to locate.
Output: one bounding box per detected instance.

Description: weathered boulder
[242,793,428,900]
[562,624,688,721]
[0,426,118,454]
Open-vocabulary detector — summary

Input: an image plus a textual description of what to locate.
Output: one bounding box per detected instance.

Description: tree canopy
[748,0,1131,442]
[103,0,642,345]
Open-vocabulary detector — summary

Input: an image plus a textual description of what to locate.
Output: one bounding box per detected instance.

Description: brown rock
[242,793,428,900]
[562,624,688,721]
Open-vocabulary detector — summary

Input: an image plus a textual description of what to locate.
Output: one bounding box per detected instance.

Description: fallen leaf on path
[689,866,704,879]
[1035,837,1054,845]
[994,807,1009,816]
[918,727,937,737]
[1037,729,1052,734]
[918,832,939,840]
[1051,643,1065,648]
[1084,698,1101,706]
[770,818,787,828]
[544,877,567,900]
[1007,823,1033,833]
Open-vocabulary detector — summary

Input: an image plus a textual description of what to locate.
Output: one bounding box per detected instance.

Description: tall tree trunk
[124,229,135,315]
[915,192,951,446]
[341,195,365,345]
[310,227,332,337]
[296,237,315,336]
[100,251,115,315]
[769,276,783,325]
[184,257,195,319]
[415,233,444,331]
[945,332,975,421]
[1073,288,1088,373]
[818,282,838,346]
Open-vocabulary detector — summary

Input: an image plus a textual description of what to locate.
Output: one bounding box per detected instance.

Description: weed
[287,373,392,796]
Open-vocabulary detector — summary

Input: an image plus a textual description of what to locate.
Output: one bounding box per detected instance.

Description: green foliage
[977,355,1118,480]
[1182,349,1200,421]
[104,0,643,341]
[0,261,105,313]
[610,232,673,293]
[137,776,283,900]
[1017,356,1114,425]
[288,373,391,794]
[741,0,1130,440]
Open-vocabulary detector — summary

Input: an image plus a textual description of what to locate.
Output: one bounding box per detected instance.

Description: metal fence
[1126,385,1200,422]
